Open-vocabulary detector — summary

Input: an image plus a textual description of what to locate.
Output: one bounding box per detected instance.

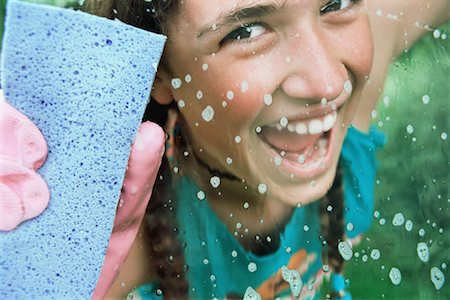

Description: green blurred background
[1,1,448,299]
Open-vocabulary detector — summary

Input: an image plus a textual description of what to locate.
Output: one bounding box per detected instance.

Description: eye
[320,0,355,14]
[221,23,267,44]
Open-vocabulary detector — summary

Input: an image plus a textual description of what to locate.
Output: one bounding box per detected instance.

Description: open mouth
[258,111,337,177]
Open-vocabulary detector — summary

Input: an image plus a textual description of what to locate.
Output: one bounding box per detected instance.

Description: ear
[151,70,173,105]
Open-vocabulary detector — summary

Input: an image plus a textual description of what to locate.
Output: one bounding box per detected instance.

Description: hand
[92,121,165,299]
[0,91,49,231]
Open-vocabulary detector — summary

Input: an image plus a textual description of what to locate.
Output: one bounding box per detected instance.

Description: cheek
[344,21,374,77]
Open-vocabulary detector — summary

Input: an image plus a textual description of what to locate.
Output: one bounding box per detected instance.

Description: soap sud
[248,262,257,272]
[241,80,249,93]
[201,105,214,122]
[171,78,182,89]
[430,267,445,290]
[281,265,303,297]
[389,267,402,285]
[226,90,234,100]
[343,80,353,94]
[263,94,273,106]
[338,241,353,261]
[243,287,261,300]
[416,242,429,262]
[392,212,405,226]
[370,249,380,260]
[210,176,220,188]
[258,183,268,194]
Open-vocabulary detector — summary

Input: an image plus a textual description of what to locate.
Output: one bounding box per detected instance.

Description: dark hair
[84,1,347,298]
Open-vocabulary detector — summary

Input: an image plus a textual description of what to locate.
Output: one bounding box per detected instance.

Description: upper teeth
[269,112,337,134]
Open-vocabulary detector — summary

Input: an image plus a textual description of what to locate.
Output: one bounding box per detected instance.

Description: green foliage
[347,23,449,300]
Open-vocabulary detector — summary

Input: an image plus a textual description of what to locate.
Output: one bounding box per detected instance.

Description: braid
[320,165,346,296]
[142,101,188,298]
[144,156,188,298]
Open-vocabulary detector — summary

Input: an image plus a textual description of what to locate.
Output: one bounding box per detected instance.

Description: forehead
[172,0,289,32]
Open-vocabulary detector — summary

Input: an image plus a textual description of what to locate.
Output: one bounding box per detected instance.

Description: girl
[2,0,448,299]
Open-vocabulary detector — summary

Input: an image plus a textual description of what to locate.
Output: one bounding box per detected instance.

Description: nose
[279,24,348,103]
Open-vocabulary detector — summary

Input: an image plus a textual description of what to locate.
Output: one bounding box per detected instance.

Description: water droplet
[226,90,234,100]
[258,183,268,194]
[362,254,368,262]
[338,241,353,261]
[226,157,233,165]
[235,135,242,143]
[202,105,215,122]
[263,94,273,106]
[433,29,441,38]
[248,262,257,272]
[231,250,238,257]
[274,156,282,166]
[156,289,163,296]
[430,267,445,290]
[379,218,386,225]
[241,80,249,93]
[202,63,208,71]
[416,242,429,262]
[203,258,209,265]
[177,99,185,108]
[303,225,309,232]
[422,94,430,104]
[298,154,305,164]
[406,125,414,134]
[210,176,220,188]
[419,228,426,237]
[383,95,390,107]
[197,190,206,200]
[344,80,353,94]
[255,126,262,133]
[286,247,292,253]
[184,74,192,83]
[243,202,249,209]
[392,212,405,226]
[322,264,330,272]
[196,90,203,100]
[280,117,288,127]
[441,132,448,140]
[389,267,402,285]
[346,223,354,232]
[327,205,333,212]
[405,220,413,231]
[171,78,182,89]
[371,249,381,260]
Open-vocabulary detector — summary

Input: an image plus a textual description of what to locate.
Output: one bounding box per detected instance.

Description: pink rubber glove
[0,91,49,231]
[0,91,165,298]
[92,121,165,299]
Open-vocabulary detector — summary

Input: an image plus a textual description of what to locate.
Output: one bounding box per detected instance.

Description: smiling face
[153,0,373,208]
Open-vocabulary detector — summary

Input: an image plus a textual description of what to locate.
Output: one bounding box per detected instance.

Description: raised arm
[352,0,449,131]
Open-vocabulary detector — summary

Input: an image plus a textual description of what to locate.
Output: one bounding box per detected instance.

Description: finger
[0,182,23,231]
[0,159,50,231]
[115,121,165,225]
[0,98,48,170]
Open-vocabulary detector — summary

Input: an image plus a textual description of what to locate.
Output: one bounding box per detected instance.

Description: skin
[106,0,449,298]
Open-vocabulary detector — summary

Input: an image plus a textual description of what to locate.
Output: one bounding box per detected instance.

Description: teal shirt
[130,126,385,299]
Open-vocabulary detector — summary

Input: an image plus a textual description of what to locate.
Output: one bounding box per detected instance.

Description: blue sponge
[0,1,165,298]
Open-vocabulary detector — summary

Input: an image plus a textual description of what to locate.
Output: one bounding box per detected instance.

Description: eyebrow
[196,1,287,39]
